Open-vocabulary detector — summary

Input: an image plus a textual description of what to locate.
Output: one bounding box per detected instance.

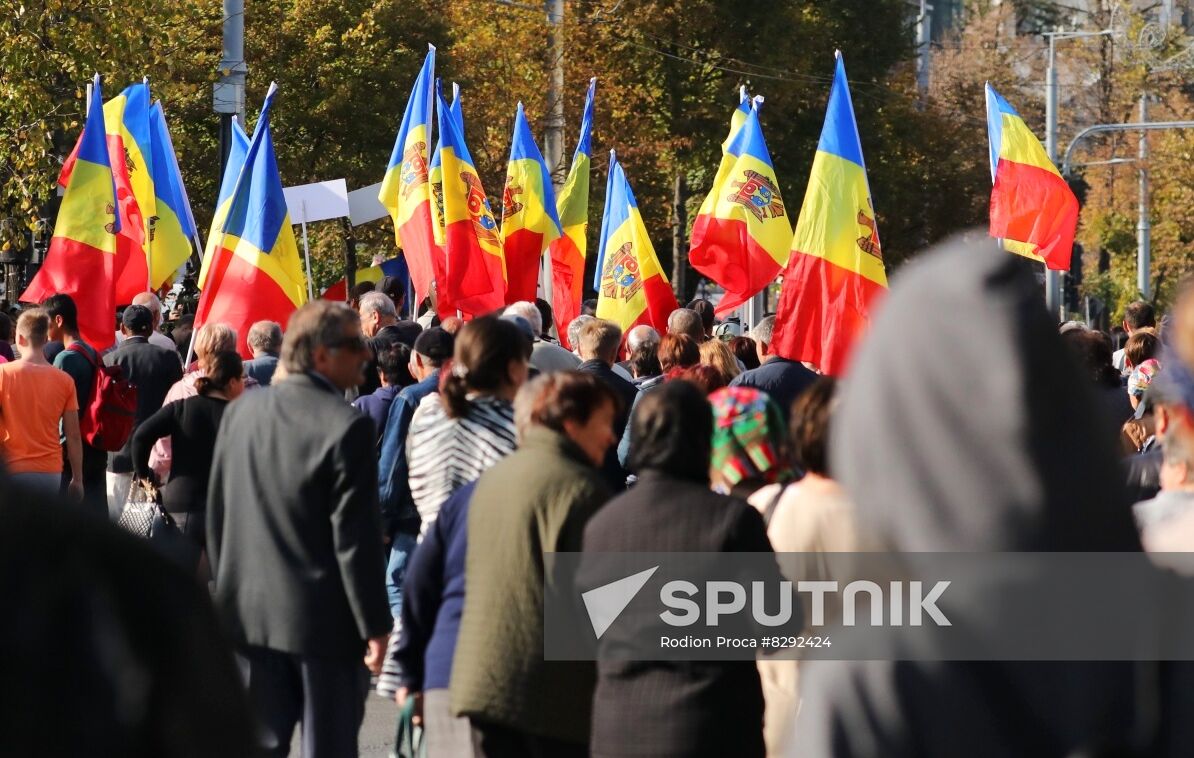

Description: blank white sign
[284,179,350,224]
[347,182,388,227]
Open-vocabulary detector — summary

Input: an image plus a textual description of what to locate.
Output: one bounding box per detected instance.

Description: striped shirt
[407,393,517,535]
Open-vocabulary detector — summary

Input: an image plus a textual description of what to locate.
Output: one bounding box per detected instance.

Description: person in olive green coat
[450,372,620,757]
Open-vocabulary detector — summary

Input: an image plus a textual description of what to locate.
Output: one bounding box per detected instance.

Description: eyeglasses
[327,335,368,353]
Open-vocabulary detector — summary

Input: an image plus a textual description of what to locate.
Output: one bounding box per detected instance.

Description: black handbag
[117,479,200,572]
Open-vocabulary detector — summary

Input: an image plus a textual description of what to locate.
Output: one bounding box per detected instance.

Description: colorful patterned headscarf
[1128,358,1161,398]
[709,386,792,487]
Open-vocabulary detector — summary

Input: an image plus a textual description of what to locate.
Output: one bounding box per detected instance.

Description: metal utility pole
[214,0,247,180]
[536,0,564,320]
[1137,94,1151,299]
[1042,28,1114,321]
[671,173,687,300]
[916,0,933,97]
[1061,116,1194,306]
[1044,34,1062,319]
[543,0,566,190]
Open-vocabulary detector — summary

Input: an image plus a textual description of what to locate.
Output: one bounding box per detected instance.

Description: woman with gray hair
[149,322,240,480]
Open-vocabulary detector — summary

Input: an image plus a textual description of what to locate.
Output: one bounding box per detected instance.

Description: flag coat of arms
[59,81,156,301]
[770,52,887,376]
[594,151,678,333]
[689,97,791,315]
[21,75,124,350]
[435,80,506,316]
[380,46,438,307]
[501,102,562,304]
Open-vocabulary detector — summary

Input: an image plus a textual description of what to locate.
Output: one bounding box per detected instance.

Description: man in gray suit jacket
[207,301,391,758]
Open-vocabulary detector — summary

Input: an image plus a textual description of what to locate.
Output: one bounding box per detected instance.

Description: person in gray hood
[792,238,1184,757]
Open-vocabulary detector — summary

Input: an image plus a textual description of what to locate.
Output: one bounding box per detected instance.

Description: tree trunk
[340,217,357,302]
[671,171,688,301]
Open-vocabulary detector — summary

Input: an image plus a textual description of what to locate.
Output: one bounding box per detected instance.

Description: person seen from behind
[583,380,784,758]
[1124,328,1161,410]
[452,372,618,757]
[745,377,859,756]
[1114,300,1157,374]
[0,308,83,500]
[352,343,412,444]
[730,336,761,371]
[44,293,107,516]
[1061,328,1134,436]
[104,305,183,517]
[406,316,529,534]
[131,350,245,559]
[149,322,238,480]
[795,238,1148,758]
[699,337,743,385]
[206,301,391,758]
[243,320,283,386]
[666,307,705,343]
[576,318,638,490]
[729,315,817,421]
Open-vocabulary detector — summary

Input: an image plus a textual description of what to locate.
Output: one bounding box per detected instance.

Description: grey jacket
[207,373,391,658]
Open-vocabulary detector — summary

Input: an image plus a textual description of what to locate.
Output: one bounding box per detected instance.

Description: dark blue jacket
[377,370,440,538]
[728,357,818,419]
[352,385,400,444]
[243,354,279,387]
[394,480,475,691]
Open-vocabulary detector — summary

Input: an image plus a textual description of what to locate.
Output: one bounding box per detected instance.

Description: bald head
[131,292,163,328]
[626,325,660,353]
[667,308,704,342]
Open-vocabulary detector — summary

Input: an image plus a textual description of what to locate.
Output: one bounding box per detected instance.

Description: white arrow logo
[581,566,659,640]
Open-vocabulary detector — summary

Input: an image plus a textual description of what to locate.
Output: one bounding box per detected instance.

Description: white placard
[348,181,388,227]
[283,179,349,224]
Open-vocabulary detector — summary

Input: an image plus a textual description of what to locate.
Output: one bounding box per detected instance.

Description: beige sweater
[749,475,859,758]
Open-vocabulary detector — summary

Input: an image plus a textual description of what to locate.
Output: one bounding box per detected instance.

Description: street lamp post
[1043,28,1114,320]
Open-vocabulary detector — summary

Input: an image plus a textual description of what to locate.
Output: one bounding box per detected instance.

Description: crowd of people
[5,236,1194,757]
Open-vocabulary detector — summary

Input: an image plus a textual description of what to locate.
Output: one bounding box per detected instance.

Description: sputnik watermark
[658,579,951,628]
[546,552,1194,661]
[579,563,950,651]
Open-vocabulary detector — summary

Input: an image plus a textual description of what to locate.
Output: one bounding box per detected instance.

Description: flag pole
[144,76,153,294]
[300,199,315,302]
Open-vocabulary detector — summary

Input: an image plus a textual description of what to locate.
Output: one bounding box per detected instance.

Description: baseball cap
[413,327,455,362]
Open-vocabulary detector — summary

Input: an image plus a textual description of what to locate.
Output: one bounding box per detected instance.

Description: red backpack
[67,342,138,451]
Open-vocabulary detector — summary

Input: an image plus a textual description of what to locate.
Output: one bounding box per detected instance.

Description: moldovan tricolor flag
[549,78,595,347]
[985,83,1078,270]
[379,45,437,307]
[195,83,308,358]
[321,256,409,302]
[21,75,123,350]
[689,99,791,315]
[435,80,505,316]
[199,116,249,289]
[594,150,678,333]
[501,102,562,304]
[147,101,198,290]
[59,81,152,302]
[771,52,887,376]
